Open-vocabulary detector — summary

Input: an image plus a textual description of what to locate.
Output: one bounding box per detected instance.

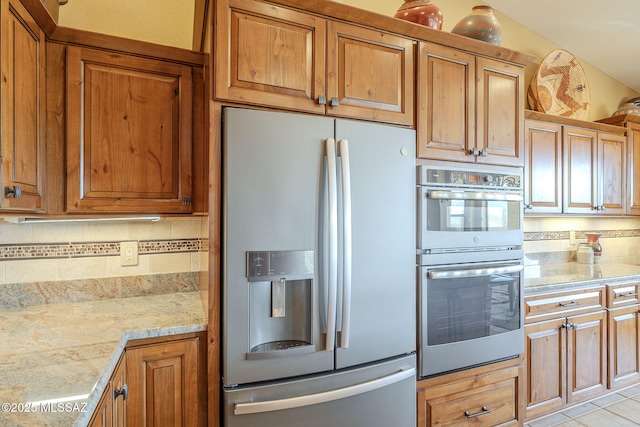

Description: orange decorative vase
[394,0,443,30]
[451,5,502,46]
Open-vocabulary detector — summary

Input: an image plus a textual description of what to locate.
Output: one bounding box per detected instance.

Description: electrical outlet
[120,241,139,266]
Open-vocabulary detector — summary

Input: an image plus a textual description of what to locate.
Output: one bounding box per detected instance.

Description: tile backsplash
[0,217,208,284]
[524,217,640,266]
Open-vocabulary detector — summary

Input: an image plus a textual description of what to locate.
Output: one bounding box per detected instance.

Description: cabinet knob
[480,148,488,157]
[469,148,479,156]
[114,384,128,401]
[330,97,339,107]
[524,204,533,211]
[4,186,22,199]
[318,95,327,105]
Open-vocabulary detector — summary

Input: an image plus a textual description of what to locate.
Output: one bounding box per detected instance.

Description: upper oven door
[418,186,523,250]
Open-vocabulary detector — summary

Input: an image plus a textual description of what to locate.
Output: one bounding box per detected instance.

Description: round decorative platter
[528,49,590,120]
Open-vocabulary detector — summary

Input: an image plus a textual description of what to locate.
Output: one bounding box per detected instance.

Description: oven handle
[427,190,524,202]
[427,265,524,280]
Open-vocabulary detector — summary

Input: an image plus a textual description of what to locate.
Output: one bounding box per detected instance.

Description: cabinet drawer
[608,282,640,308]
[524,287,605,323]
[426,378,517,426]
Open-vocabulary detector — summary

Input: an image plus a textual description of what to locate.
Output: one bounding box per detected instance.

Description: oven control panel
[417,163,522,190]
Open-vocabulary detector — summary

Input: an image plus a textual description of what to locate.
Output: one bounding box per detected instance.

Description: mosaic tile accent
[525,229,640,241]
[0,238,203,261]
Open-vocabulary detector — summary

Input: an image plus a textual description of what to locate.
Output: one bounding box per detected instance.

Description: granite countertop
[0,291,206,427]
[524,262,640,294]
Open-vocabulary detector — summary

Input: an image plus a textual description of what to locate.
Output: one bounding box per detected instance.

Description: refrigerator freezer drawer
[224,355,416,427]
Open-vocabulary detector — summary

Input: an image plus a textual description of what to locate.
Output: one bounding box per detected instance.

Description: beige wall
[57,0,195,49]
[343,0,639,120]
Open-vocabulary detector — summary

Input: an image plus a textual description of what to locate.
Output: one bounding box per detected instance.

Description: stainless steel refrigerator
[222,107,416,427]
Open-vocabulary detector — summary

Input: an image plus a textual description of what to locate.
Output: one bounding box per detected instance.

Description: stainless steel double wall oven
[417,160,525,377]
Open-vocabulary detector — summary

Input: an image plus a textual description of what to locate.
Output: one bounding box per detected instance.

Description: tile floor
[525,383,640,427]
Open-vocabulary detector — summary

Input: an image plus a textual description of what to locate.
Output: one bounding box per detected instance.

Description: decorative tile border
[0,238,204,261]
[525,229,640,241]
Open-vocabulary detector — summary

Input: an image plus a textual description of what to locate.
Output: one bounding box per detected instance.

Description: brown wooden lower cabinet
[417,356,524,427]
[87,332,206,427]
[524,310,607,421]
[608,304,640,389]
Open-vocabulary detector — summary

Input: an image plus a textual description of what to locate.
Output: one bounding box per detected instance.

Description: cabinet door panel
[215,0,325,114]
[524,318,566,420]
[327,22,414,125]
[524,120,562,213]
[599,132,626,214]
[66,47,193,212]
[563,126,597,214]
[627,125,640,215]
[127,339,199,427]
[476,57,524,167]
[608,305,640,389]
[0,0,45,211]
[418,42,475,161]
[567,311,607,404]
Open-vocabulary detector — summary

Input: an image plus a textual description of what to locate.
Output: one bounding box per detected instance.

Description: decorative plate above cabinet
[528,49,590,121]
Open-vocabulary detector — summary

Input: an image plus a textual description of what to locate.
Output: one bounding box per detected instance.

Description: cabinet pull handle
[524,204,533,210]
[114,384,128,401]
[619,292,638,298]
[561,323,575,330]
[480,148,488,157]
[330,97,339,107]
[559,301,579,307]
[469,148,479,156]
[4,185,22,199]
[465,406,492,418]
[318,95,327,105]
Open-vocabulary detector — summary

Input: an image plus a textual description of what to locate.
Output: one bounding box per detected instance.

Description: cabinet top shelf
[257,0,536,66]
[526,109,626,134]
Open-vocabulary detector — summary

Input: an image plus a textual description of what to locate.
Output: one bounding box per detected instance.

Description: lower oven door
[418,260,524,377]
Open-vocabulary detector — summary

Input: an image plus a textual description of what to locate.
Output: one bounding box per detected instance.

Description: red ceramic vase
[394,0,443,30]
[451,5,502,46]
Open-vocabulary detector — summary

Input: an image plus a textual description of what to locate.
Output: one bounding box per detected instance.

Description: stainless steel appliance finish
[222,107,416,426]
[417,160,524,253]
[418,252,524,377]
[416,160,525,378]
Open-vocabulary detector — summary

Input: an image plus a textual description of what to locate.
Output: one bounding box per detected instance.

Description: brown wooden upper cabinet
[418,42,525,166]
[214,0,415,126]
[65,47,193,213]
[563,126,626,215]
[524,112,626,216]
[597,114,640,215]
[0,0,46,212]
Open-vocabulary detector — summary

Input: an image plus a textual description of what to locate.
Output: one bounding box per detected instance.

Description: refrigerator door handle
[233,367,416,415]
[338,139,352,349]
[325,138,338,352]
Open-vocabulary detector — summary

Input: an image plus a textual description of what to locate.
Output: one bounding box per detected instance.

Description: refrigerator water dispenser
[246,250,315,359]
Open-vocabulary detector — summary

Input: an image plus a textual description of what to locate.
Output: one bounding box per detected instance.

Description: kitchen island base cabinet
[417,356,524,427]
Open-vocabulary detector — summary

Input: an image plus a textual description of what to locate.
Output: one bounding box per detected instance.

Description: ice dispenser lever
[272,278,286,318]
